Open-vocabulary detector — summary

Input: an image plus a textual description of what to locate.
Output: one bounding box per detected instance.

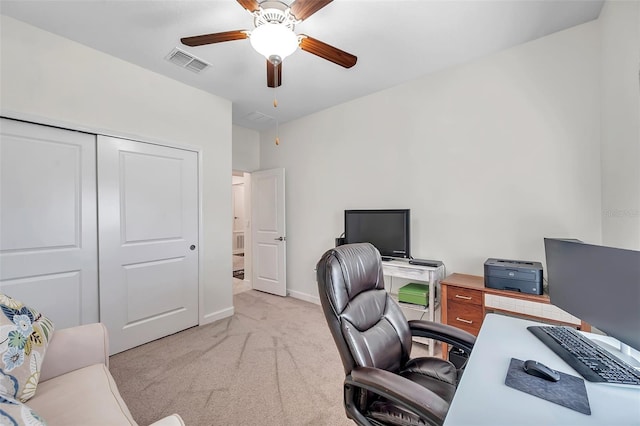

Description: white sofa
[27,323,184,426]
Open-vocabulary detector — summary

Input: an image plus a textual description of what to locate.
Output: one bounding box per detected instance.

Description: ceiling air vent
[243,111,275,123]
[166,48,210,73]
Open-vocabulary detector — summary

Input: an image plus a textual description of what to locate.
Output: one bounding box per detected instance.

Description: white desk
[444,314,640,425]
[381,260,445,356]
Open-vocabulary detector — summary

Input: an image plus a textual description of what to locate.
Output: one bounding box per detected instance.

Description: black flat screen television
[344,209,410,259]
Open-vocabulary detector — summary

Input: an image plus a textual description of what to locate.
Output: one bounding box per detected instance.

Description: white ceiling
[1,0,604,130]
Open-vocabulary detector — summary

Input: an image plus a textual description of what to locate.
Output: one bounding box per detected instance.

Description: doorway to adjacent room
[232,171,251,294]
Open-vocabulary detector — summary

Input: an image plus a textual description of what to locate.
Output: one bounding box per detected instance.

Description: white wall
[0,15,234,324]
[600,1,640,250]
[259,21,602,302]
[232,124,260,172]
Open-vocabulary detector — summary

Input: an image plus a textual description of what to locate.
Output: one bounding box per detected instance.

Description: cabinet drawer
[447,300,483,335]
[446,286,482,306]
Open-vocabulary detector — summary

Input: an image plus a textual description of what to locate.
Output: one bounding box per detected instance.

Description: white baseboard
[200,306,234,325]
[288,289,320,305]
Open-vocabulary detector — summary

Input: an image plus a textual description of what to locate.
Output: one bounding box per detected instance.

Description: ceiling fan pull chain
[274,91,280,145]
[273,69,280,145]
[273,68,278,108]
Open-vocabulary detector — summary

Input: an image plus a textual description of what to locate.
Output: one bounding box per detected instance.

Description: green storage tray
[398,282,429,306]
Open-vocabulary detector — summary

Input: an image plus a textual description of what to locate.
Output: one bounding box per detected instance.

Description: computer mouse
[523,360,561,382]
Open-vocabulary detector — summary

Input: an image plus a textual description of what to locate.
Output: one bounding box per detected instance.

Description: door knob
[190,245,196,250]
[274,236,286,241]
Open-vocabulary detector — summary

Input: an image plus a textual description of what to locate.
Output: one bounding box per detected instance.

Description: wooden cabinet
[440,273,590,359]
[445,286,483,335]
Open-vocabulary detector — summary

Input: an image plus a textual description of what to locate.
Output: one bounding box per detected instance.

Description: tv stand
[381,259,445,356]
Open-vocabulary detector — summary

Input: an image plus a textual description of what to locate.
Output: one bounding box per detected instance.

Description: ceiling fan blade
[267,60,282,88]
[181,30,248,47]
[236,0,260,13]
[299,35,357,68]
[289,0,332,21]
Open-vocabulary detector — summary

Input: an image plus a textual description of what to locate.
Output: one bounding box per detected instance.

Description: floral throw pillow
[0,394,47,426]
[0,294,54,402]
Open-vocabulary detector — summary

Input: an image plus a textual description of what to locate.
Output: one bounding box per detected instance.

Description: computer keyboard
[528,325,640,385]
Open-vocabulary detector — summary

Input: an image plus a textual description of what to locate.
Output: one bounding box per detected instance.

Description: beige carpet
[110,290,437,425]
[232,277,252,294]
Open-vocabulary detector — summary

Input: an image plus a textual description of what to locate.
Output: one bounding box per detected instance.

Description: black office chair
[316,243,476,426]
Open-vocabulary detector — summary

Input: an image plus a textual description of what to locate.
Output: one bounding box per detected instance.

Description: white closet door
[97,136,199,354]
[0,118,98,328]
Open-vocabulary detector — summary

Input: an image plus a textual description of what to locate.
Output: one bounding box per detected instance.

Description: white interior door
[251,168,286,296]
[98,136,199,354]
[0,118,98,328]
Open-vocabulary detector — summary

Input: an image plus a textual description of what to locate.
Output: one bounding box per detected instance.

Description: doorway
[231,168,286,297]
[232,171,251,294]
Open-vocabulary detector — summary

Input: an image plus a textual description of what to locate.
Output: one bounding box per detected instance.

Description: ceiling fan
[180,0,358,88]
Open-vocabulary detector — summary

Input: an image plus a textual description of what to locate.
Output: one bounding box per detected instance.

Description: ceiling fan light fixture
[250,23,299,63]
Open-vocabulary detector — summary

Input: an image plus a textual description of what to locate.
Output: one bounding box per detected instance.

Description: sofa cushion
[0,394,47,426]
[28,363,136,426]
[0,294,55,402]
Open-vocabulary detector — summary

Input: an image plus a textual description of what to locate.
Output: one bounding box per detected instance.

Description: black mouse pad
[505,358,591,415]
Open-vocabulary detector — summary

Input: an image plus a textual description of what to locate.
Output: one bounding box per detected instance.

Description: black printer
[484,258,543,295]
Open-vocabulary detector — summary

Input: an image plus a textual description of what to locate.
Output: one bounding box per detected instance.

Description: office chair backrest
[316,243,413,375]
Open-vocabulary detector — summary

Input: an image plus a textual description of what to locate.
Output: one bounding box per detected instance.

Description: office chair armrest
[347,366,449,426]
[409,320,476,353]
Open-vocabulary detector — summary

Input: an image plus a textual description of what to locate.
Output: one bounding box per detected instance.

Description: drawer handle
[456,317,473,324]
[455,295,472,300]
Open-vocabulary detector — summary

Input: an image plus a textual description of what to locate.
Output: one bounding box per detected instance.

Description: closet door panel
[0,118,98,329]
[98,135,199,354]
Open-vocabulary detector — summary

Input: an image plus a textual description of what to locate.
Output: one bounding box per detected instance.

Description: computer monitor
[544,238,640,354]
